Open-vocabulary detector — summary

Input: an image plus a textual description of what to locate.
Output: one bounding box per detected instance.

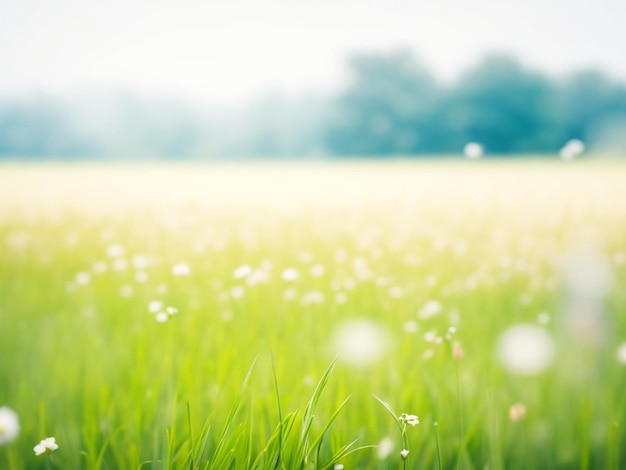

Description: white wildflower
[310,264,325,277]
[172,263,191,276]
[34,437,58,455]
[132,255,148,269]
[419,300,442,320]
[376,436,394,459]
[331,319,388,366]
[75,271,91,285]
[233,265,252,279]
[497,324,555,375]
[560,139,585,160]
[0,407,20,445]
[111,258,128,271]
[464,142,483,159]
[119,285,133,298]
[231,286,245,299]
[155,312,169,323]
[148,300,162,313]
[106,244,124,258]
[282,268,299,281]
[399,413,419,426]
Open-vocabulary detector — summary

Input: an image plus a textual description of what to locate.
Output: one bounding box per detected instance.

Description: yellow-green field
[1,160,626,469]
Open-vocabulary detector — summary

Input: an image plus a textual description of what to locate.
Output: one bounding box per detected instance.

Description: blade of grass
[310,394,352,466]
[208,357,258,470]
[372,395,403,433]
[270,352,284,470]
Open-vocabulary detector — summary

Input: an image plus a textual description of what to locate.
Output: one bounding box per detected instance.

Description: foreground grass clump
[1,160,626,469]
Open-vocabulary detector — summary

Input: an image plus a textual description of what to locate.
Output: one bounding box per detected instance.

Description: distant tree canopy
[324,52,626,156]
[445,55,558,153]
[1,50,626,158]
[324,50,442,155]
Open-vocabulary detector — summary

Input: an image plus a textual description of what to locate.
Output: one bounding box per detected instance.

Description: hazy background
[1,0,626,159]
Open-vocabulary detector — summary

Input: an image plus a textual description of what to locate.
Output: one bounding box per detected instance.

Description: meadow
[1,159,625,469]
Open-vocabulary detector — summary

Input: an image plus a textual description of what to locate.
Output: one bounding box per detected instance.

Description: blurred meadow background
[1,1,626,469]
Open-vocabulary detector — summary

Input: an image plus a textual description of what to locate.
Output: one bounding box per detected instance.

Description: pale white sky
[1,0,625,105]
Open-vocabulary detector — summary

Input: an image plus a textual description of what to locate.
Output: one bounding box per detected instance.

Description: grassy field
[1,160,625,469]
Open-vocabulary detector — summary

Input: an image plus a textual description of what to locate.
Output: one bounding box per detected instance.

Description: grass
[0,158,625,469]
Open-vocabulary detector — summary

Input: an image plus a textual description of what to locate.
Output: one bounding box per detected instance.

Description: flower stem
[402,429,409,470]
[435,424,443,470]
[455,361,466,470]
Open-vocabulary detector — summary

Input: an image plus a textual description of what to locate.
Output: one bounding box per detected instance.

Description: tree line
[1,50,626,159]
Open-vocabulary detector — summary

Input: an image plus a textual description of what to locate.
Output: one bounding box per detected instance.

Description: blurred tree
[556,70,626,147]
[445,54,561,153]
[0,99,94,158]
[2,50,626,159]
[324,49,443,156]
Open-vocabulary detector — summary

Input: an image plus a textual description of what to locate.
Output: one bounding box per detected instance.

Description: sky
[1,0,625,106]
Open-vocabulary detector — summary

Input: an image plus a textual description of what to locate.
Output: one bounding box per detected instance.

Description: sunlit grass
[1,159,625,469]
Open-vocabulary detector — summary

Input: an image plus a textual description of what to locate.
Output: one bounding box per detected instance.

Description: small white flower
[560,139,585,160]
[132,255,148,269]
[233,265,252,279]
[300,291,325,305]
[148,300,163,313]
[106,244,124,258]
[92,261,107,274]
[399,413,419,426]
[464,142,483,159]
[155,312,169,323]
[231,286,245,299]
[389,286,404,298]
[172,263,191,276]
[166,307,178,315]
[111,258,128,271]
[310,264,325,277]
[331,319,388,366]
[419,300,442,319]
[0,406,20,445]
[424,331,436,342]
[281,268,299,281]
[34,437,58,455]
[376,437,394,459]
[119,285,133,298]
[400,449,410,460]
[496,324,555,376]
[333,464,344,470]
[75,271,91,285]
